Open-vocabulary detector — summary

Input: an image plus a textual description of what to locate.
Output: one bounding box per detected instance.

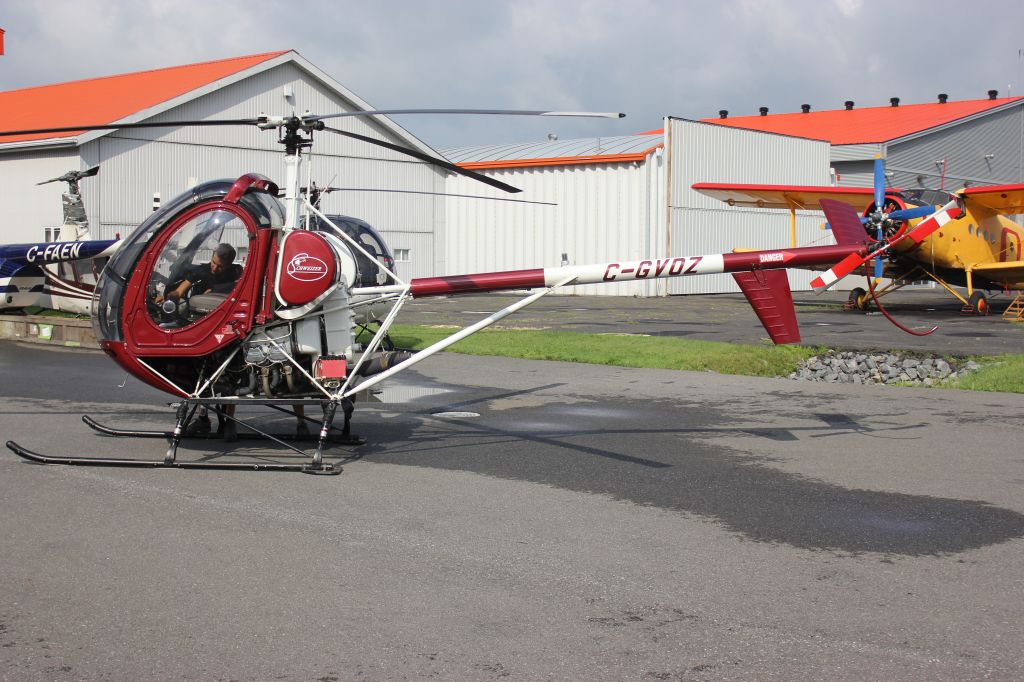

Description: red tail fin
[733,270,800,344]
[820,198,869,246]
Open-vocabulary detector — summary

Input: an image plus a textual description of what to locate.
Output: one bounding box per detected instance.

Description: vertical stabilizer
[820,198,869,246]
[732,270,800,344]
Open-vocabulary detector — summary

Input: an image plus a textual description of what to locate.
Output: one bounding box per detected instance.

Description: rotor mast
[258,114,321,230]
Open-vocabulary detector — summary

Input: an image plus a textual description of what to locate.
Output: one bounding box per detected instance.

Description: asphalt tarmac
[397,288,1024,356]
[2,340,1024,679]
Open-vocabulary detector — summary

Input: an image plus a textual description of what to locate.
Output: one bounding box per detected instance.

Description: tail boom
[409,244,860,297]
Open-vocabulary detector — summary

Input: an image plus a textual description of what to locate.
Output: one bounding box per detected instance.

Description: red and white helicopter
[0,110,948,474]
[0,166,121,313]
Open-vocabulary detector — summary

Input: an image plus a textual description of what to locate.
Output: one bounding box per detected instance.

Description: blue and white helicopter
[0,166,121,314]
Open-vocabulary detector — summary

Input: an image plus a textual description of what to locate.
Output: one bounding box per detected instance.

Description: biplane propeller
[0,107,948,474]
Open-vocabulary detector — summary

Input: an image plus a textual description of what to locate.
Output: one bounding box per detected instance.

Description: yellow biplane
[694,168,1024,316]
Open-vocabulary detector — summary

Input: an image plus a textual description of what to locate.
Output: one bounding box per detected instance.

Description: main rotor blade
[811,200,961,292]
[313,186,556,206]
[321,126,522,194]
[35,165,100,186]
[309,109,626,122]
[0,119,259,138]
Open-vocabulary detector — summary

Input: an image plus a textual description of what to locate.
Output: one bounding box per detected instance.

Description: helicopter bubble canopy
[92,178,284,347]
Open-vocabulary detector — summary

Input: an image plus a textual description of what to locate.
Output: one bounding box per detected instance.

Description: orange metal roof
[700,97,1024,145]
[0,50,290,144]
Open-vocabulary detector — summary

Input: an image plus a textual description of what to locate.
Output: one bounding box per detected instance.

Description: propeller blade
[872,156,886,213]
[811,200,961,292]
[887,204,936,221]
[309,109,626,122]
[321,126,522,194]
[872,156,887,278]
[0,119,260,138]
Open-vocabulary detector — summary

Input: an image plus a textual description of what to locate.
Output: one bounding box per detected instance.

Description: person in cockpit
[155,243,242,304]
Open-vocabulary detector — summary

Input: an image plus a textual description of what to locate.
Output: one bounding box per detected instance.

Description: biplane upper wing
[969,260,1024,289]
[959,183,1024,215]
[691,183,876,211]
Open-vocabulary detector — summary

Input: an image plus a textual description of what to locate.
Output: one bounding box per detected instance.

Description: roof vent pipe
[938,93,948,103]
[890,97,900,107]
[719,110,728,119]
[844,100,854,110]
[988,89,998,99]
[759,106,769,116]
[801,104,811,113]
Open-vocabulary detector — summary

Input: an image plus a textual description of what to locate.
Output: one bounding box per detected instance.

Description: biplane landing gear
[5,397,363,475]
[845,287,872,312]
[963,291,990,316]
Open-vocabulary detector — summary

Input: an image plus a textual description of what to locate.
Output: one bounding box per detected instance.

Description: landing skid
[81,415,365,444]
[7,397,363,475]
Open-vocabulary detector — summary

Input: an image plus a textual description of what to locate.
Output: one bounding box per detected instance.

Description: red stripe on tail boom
[411,269,547,297]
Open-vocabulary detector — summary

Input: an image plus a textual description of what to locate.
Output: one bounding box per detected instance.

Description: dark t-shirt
[182,262,243,295]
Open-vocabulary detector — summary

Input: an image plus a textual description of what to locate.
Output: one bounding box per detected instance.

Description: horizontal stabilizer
[733,270,800,344]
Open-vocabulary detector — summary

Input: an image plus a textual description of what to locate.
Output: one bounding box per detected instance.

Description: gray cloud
[2,0,1023,149]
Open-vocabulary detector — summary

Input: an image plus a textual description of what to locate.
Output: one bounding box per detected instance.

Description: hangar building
[708,94,1024,192]
[443,94,1024,296]
[443,119,832,296]
[0,50,446,281]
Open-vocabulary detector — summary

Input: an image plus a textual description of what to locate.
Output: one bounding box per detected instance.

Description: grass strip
[381,324,822,378]
[374,324,1024,393]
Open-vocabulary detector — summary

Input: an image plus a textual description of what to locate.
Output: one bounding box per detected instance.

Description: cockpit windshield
[901,188,955,207]
[147,209,248,327]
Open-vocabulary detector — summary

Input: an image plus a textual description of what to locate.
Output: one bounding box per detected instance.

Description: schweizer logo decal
[286,253,329,282]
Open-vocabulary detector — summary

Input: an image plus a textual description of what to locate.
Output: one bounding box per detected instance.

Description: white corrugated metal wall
[2,59,445,279]
[0,148,82,241]
[666,118,832,294]
[444,155,662,296]
[443,119,832,296]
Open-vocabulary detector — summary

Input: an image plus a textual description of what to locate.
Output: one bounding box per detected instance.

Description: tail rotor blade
[811,200,961,292]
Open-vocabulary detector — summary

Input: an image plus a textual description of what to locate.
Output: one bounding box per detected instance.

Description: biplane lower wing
[970,261,1024,289]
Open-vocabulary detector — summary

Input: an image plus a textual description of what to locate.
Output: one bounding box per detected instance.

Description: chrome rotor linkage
[6,396,360,475]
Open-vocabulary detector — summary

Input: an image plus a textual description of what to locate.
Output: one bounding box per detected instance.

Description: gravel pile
[789,350,980,386]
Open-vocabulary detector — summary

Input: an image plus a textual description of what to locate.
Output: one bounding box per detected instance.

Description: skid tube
[7,397,360,475]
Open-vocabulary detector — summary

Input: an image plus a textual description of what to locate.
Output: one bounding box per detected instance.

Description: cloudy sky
[2,0,1023,150]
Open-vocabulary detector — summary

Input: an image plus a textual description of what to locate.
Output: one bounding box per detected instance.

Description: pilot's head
[211,243,236,275]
